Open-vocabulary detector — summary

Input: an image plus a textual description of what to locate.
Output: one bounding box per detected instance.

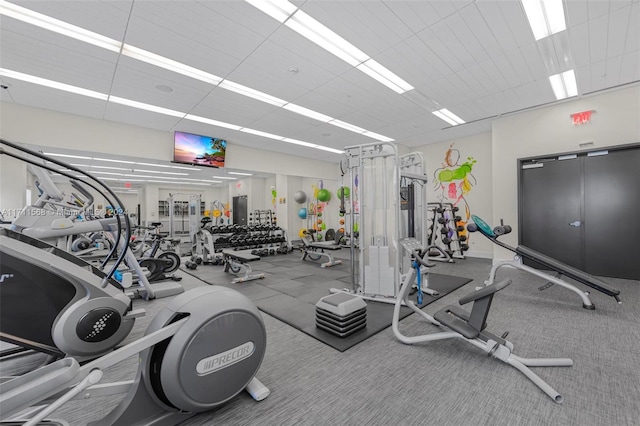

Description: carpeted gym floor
[5,251,640,425]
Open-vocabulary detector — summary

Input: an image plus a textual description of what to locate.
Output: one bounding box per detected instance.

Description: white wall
[0,154,28,220]
[0,102,341,178]
[415,132,494,258]
[492,85,640,260]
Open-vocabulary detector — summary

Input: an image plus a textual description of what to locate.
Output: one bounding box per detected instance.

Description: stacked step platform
[315,293,367,337]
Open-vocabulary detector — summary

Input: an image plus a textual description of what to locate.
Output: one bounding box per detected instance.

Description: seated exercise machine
[221,248,265,283]
[0,286,270,425]
[392,241,573,403]
[467,215,621,309]
[300,229,343,268]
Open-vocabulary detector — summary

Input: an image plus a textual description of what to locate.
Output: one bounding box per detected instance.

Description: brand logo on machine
[0,273,15,283]
[196,341,255,375]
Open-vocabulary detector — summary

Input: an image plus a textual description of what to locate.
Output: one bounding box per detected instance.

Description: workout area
[0,1,639,425]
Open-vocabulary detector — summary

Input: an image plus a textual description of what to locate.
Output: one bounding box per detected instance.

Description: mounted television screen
[173,131,227,168]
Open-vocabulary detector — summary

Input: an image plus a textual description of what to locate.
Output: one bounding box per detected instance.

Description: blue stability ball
[298,207,308,219]
[294,190,307,204]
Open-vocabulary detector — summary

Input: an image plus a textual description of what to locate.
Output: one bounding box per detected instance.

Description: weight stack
[315,293,367,338]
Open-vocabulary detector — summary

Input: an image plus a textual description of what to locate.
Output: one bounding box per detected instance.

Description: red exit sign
[570,110,595,125]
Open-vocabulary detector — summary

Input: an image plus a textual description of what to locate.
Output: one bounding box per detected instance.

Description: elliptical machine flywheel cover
[147,286,267,412]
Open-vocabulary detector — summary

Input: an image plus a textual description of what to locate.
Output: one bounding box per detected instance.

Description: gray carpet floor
[5,255,640,425]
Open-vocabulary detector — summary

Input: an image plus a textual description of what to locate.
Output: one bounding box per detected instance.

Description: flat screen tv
[173,131,227,168]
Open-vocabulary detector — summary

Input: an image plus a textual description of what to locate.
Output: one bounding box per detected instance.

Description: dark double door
[519,145,640,280]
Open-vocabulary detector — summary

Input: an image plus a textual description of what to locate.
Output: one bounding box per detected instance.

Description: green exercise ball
[337,186,350,199]
[317,188,331,202]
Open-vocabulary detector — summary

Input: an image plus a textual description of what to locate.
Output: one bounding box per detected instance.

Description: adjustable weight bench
[221,249,265,283]
[468,215,621,309]
[300,238,343,268]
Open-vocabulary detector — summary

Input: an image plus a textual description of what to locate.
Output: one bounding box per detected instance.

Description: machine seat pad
[516,245,620,297]
[308,241,342,251]
[434,306,479,339]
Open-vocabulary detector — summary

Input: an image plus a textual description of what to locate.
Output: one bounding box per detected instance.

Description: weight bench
[300,238,343,268]
[469,215,621,309]
[221,249,265,283]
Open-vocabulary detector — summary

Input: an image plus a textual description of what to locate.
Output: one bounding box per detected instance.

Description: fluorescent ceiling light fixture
[200,180,224,183]
[82,165,130,171]
[329,120,366,133]
[362,131,394,142]
[136,162,171,168]
[313,145,345,154]
[285,9,368,67]
[134,169,188,176]
[0,68,108,100]
[521,0,567,41]
[93,157,136,164]
[549,69,577,99]
[211,176,237,180]
[44,153,92,160]
[184,114,243,131]
[239,127,285,140]
[281,138,318,148]
[218,80,288,107]
[228,172,253,176]
[121,44,222,85]
[432,108,465,126]
[108,96,186,118]
[171,165,201,171]
[356,59,414,94]
[0,0,122,52]
[245,0,297,23]
[283,103,333,122]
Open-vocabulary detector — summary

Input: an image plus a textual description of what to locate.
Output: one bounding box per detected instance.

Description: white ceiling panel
[618,51,640,83]
[187,86,280,128]
[7,0,132,40]
[607,5,631,59]
[625,3,640,54]
[566,0,589,27]
[587,1,612,20]
[569,23,591,69]
[383,1,444,33]
[300,1,413,59]
[418,25,465,73]
[588,14,610,64]
[104,103,183,132]
[0,0,636,166]
[459,4,502,59]
[476,1,519,53]
[2,82,107,120]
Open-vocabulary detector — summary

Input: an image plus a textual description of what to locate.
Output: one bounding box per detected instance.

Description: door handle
[569,221,581,227]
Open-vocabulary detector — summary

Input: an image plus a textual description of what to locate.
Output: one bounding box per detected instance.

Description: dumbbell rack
[249,210,277,226]
[428,203,468,260]
[207,224,291,256]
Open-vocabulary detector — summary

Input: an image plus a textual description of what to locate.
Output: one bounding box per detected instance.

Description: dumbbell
[467,223,478,233]
[493,225,512,236]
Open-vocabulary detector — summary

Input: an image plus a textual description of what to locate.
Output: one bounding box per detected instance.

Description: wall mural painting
[433,144,477,241]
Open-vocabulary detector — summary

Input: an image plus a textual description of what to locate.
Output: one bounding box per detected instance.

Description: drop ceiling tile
[383,1,444,33]
[505,48,535,83]
[607,6,631,59]
[587,1,611,20]
[575,65,593,94]
[589,14,609,64]
[619,51,640,83]
[566,0,589,27]
[459,4,503,59]
[604,55,625,87]
[569,23,591,68]
[3,83,107,120]
[492,54,521,87]
[6,0,132,41]
[498,0,533,47]
[476,1,518,53]
[625,3,640,54]
[187,87,278,128]
[300,1,413,59]
[520,43,548,79]
[588,60,608,93]
[104,103,183,132]
[420,23,467,73]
